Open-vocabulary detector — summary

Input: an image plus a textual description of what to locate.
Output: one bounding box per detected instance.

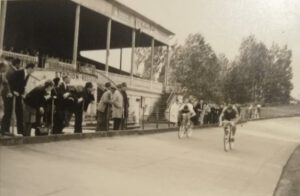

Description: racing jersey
[179,103,196,117]
[222,106,238,121]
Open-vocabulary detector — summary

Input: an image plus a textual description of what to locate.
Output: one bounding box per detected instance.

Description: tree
[223,35,293,104]
[172,33,222,102]
[264,44,293,103]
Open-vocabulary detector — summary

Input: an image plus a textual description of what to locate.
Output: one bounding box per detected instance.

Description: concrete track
[1,117,300,196]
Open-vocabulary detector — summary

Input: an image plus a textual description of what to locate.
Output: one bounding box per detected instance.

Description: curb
[273,145,300,196]
[1,115,300,146]
[0,128,177,146]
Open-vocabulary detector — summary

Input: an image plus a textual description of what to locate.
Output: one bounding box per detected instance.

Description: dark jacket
[69,85,95,112]
[8,69,29,95]
[24,85,49,109]
[120,90,129,117]
[56,82,73,108]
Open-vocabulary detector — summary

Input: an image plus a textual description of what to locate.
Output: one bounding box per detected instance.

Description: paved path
[1,117,300,196]
[274,145,300,196]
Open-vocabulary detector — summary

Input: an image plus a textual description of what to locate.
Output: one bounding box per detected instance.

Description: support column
[0,0,8,55]
[164,46,170,89]
[72,5,80,70]
[150,38,155,81]
[120,48,123,70]
[105,18,112,77]
[130,29,136,81]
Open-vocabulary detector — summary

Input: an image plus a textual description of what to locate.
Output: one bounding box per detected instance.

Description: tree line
[137,34,293,104]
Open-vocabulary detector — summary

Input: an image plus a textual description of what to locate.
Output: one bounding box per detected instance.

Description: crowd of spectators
[0,56,130,137]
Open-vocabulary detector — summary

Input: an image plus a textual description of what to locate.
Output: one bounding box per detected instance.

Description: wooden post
[164,46,170,90]
[120,48,123,70]
[156,107,159,129]
[106,18,112,77]
[142,107,145,130]
[72,5,80,70]
[150,38,155,81]
[0,0,8,54]
[130,29,136,80]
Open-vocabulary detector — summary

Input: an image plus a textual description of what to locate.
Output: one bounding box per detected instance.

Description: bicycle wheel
[224,126,230,152]
[186,125,193,138]
[229,127,233,150]
[178,125,185,139]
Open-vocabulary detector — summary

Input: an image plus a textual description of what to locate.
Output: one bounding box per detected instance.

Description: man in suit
[1,61,35,136]
[23,80,54,136]
[52,75,71,134]
[72,82,95,133]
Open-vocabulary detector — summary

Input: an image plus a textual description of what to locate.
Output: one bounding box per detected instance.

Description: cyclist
[219,104,240,142]
[178,98,196,127]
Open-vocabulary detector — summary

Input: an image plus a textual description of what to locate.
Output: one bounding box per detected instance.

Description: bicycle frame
[223,120,233,151]
[178,113,192,139]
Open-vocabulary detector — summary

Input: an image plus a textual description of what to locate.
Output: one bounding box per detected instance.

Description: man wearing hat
[96,82,111,131]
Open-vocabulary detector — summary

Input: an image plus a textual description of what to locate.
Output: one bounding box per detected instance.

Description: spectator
[23,80,54,136]
[44,77,60,132]
[2,62,35,136]
[110,86,123,130]
[193,99,204,125]
[169,98,180,126]
[202,103,211,124]
[0,60,12,136]
[72,82,95,133]
[52,75,71,134]
[96,82,111,131]
[210,104,219,124]
[119,82,129,130]
[256,104,261,119]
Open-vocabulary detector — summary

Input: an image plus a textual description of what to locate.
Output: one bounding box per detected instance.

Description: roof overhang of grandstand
[4,0,174,60]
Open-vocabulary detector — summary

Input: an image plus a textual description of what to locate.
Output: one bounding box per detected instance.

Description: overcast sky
[117,0,300,99]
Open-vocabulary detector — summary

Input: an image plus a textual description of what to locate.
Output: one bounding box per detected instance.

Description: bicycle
[222,121,234,152]
[178,113,193,139]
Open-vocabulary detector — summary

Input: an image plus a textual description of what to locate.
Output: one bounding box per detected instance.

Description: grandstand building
[0,0,174,126]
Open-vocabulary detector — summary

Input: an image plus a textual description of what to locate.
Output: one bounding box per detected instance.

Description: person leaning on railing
[23,80,54,136]
[71,82,95,134]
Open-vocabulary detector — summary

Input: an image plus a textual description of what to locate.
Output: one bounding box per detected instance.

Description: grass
[260,104,300,118]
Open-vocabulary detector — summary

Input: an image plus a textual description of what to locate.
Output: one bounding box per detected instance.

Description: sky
[116,0,300,99]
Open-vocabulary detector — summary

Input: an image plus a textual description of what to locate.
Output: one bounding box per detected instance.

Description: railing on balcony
[1,51,38,63]
[96,70,163,94]
[1,50,163,94]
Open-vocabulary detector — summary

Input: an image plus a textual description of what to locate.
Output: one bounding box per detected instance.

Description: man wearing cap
[96,82,111,131]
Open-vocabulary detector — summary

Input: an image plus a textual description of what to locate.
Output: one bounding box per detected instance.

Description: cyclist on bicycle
[178,98,196,126]
[219,104,240,142]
